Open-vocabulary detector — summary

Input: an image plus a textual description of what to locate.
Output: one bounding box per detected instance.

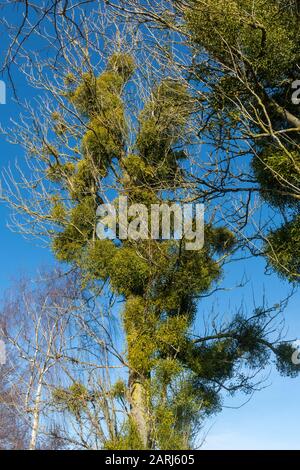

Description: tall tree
[1,5,300,449]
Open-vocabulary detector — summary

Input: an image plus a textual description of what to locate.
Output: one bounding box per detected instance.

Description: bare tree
[0,267,131,449]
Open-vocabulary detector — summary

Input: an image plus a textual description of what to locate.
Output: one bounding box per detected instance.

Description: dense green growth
[41,48,299,448]
[183,0,300,281]
[49,57,234,448]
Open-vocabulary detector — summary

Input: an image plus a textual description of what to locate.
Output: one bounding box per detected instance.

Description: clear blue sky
[200,256,300,449]
[0,30,300,450]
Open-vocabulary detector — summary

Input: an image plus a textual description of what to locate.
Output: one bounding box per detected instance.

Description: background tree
[0,268,129,450]
[0,271,77,449]
[0,355,29,449]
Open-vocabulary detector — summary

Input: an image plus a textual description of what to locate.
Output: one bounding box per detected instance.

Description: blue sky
[0,80,54,290]
[0,22,300,449]
[200,256,300,449]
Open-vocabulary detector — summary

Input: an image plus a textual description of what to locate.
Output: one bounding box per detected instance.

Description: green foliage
[83,239,117,280]
[53,196,96,261]
[104,418,145,450]
[53,382,89,417]
[123,154,156,185]
[71,69,127,176]
[183,0,300,282]
[107,53,135,82]
[50,200,67,225]
[123,296,157,373]
[110,250,150,296]
[265,216,300,281]
[137,80,190,168]
[70,159,97,199]
[275,343,300,378]
[252,147,300,207]
[206,226,236,254]
[46,162,75,182]
[82,114,123,173]
[111,379,127,399]
[186,0,298,84]
[153,404,187,450]
[51,54,134,263]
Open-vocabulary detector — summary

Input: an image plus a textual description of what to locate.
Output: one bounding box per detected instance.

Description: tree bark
[29,378,43,450]
[129,372,150,449]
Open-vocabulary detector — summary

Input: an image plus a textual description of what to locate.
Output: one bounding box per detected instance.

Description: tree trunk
[29,378,43,450]
[129,372,150,449]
